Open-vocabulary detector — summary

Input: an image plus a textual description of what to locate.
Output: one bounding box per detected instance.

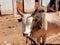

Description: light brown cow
[17,7,47,45]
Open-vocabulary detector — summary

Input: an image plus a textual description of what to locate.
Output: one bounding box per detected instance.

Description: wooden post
[55,0,59,11]
[13,0,17,16]
[38,0,42,8]
[24,0,35,13]
[0,5,1,15]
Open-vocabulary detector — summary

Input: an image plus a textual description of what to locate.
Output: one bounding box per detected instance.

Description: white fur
[46,13,60,26]
[22,14,31,25]
[24,25,31,36]
[22,14,33,36]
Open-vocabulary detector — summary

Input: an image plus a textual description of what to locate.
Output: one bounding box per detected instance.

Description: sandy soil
[0,15,26,45]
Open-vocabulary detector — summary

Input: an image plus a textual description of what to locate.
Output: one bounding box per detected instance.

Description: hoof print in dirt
[8,26,11,28]
[6,18,8,19]
[8,26,15,28]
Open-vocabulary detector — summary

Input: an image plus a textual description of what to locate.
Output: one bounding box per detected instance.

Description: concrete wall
[18,0,50,12]
[39,0,50,8]
[19,0,50,8]
[0,0,51,14]
[0,0,13,14]
[24,0,35,13]
[17,0,23,3]
[42,0,50,8]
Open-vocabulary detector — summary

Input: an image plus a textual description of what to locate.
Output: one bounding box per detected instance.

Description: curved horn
[31,8,38,16]
[17,9,24,17]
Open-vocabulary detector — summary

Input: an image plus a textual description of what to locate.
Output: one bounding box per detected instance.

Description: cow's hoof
[40,42,44,45]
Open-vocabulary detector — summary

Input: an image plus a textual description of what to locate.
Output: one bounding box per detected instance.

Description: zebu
[17,7,47,45]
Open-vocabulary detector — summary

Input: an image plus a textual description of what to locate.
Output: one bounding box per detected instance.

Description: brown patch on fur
[31,28,46,37]
[30,28,46,45]
[32,15,42,30]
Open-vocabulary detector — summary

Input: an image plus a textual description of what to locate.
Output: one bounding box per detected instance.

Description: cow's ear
[17,18,22,22]
[31,8,38,16]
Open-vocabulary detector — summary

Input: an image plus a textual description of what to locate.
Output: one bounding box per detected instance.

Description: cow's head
[18,9,44,36]
[17,9,44,37]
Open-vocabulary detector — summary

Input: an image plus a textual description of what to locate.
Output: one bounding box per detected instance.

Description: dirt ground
[0,15,60,45]
[0,15,26,45]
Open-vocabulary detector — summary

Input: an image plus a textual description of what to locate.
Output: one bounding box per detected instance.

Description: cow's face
[17,9,37,37]
[22,14,33,36]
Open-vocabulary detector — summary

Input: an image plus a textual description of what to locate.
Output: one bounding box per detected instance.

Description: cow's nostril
[23,33,28,36]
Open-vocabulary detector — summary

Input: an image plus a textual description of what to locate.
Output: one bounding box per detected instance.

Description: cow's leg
[26,37,37,45]
[26,37,28,45]
[30,37,35,45]
[42,35,46,45]
[37,37,41,45]
[30,38,37,45]
[26,37,31,45]
[26,37,30,45]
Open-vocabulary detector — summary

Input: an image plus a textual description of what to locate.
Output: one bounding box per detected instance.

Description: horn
[31,8,38,16]
[17,9,24,17]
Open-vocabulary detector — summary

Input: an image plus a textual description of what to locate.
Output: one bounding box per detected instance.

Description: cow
[17,7,47,45]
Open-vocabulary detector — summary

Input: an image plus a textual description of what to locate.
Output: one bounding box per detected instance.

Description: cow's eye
[33,18,38,22]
